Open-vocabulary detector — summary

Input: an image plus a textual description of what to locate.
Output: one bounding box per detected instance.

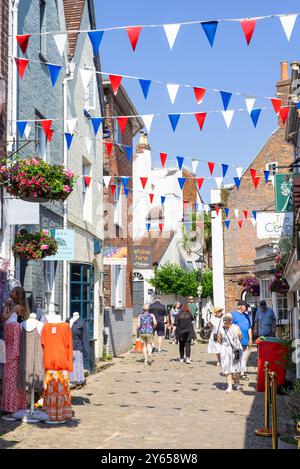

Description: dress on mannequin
[69,312,90,385]
[1,312,27,413]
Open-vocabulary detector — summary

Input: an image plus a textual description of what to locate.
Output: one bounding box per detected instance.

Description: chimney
[136,131,151,153]
[281,61,289,80]
[276,60,291,109]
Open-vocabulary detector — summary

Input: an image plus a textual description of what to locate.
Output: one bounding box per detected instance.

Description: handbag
[213,318,223,342]
[224,327,241,361]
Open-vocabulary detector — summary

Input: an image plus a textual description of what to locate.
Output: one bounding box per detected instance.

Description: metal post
[255,361,272,437]
[270,371,278,449]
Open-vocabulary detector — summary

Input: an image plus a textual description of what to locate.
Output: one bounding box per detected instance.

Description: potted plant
[12,229,58,259]
[0,158,76,202]
[238,274,260,296]
[279,380,300,449]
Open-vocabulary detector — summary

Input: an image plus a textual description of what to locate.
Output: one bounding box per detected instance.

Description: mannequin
[69,312,90,386]
[45,313,62,324]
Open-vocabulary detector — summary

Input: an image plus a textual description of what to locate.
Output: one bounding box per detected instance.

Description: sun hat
[213,306,224,314]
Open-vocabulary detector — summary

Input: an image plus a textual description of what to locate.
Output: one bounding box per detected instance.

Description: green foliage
[12,230,58,259]
[200,270,213,298]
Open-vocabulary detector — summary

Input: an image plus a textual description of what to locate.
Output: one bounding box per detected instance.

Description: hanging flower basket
[0,158,76,202]
[238,274,260,296]
[12,230,58,260]
[269,278,289,293]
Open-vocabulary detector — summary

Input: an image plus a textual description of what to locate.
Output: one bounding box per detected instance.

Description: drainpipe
[62,62,75,320]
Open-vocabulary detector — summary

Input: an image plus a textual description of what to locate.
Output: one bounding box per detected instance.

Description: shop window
[277,295,288,323]
[70,264,94,339]
[261,279,272,300]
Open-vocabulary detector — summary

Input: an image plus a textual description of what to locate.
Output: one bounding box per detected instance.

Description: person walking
[187,296,198,344]
[231,300,252,380]
[174,304,194,364]
[137,305,157,365]
[207,306,224,366]
[254,300,276,338]
[218,313,244,393]
[169,302,180,344]
[149,297,168,353]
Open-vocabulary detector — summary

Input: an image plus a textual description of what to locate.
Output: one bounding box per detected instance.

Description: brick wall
[223,78,293,311]
[0,0,8,156]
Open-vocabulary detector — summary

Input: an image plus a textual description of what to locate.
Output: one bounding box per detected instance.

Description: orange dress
[41,323,73,422]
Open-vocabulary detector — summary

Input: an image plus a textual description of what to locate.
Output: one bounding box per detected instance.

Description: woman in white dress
[217,313,244,393]
[207,306,224,366]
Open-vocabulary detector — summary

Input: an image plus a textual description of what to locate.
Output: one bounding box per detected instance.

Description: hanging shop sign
[256,212,293,239]
[45,229,75,261]
[131,246,153,269]
[103,246,127,265]
[275,174,294,212]
[5,197,40,225]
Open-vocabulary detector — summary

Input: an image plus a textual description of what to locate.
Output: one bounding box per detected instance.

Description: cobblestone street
[0,340,274,449]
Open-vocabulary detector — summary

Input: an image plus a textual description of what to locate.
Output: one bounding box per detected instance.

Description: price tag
[51,327,57,334]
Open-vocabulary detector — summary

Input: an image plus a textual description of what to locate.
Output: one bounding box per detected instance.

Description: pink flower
[30,159,39,165]
[63,169,74,178]
[63,185,71,193]
[33,192,38,198]
[42,230,49,235]
[41,245,49,251]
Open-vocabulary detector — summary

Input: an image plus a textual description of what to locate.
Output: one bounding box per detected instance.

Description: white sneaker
[186,358,191,364]
[157,349,161,353]
[144,360,148,365]
[225,386,232,394]
[179,359,184,363]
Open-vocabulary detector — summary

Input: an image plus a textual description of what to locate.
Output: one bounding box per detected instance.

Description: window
[114,180,123,230]
[266,162,278,184]
[261,279,272,300]
[277,295,288,323]
[114,117,123,145]
[84,70,95,110]
[70,264,94,339]
[111,264,126,308]
[39,0,47,58]
[82,161,92,223]
[44,261,57,314]
[35,110,47,161]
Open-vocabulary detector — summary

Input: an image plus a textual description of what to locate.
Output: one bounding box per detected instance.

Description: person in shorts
[137,304,157,365]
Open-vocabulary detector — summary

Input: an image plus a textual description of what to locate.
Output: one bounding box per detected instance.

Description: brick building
[102,81,143,356]
[212,62,293,313]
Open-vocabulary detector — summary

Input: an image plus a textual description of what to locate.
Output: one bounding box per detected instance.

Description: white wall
[211,189,225,309]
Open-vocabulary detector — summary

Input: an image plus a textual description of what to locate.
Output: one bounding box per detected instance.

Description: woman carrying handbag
[207,306,224,366]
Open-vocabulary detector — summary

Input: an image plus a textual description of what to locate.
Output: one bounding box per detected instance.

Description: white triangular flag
[192,159,199,174]
[215,177,223,189]
[53,33,67,56]
[221,110,234,128]
[24,123,32,139]
[66,118,78,134]
[80,69,93,91]
[85,137,93,154]
[103,176,111,188]
[163,24,181,50]
[142,115,154,133]
[235,167,243,179]
[204,204,210,215]
[166,83,180,104]
[234,209,239,219]
[245,98,255,114]
[279,14,297,41]
[250,218,256,227]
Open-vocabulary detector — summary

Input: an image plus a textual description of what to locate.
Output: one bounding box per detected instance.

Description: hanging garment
[41,323,73,371]
[1,322,27,412]
[18,327,44,392]
[69,318,90,384]
[70,350,85,384]
[43,370,72,421]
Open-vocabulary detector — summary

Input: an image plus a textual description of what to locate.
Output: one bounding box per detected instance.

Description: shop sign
[275,174,293,212]
[103,246,127,265]
[131,246,153,269]
[5,198,40,225]
[45,229,75,261]
[256,212,293,239]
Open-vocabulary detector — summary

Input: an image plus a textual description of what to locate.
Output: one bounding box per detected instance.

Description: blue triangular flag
[161,196,166,206]
[222,164,229,178]
[201,21,218,47]
[264,170,270,183]
[220,91,232,111]
[146,223,151,232]
[17,121,27,138]
[252,210,257,220]
[91,117,103,135]
[64,133,73,150]
[124,187,129,197]
[168,114,181,132]
[177,177,186,190]
[47,64,62,86]
[176,156,184,170]
[224,207,230,218]
[125,146,132,161]
[224,220,231,229]
[194,203,199,212]
[233,177,241,189]
[139,79,151,99]
[121,177,130,189]
[88,30,104,56]
[250,109,261,128]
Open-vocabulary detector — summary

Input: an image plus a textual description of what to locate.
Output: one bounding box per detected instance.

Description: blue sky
[94,0,300,203]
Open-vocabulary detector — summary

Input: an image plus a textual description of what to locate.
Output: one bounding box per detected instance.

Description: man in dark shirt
[149,298,168,353]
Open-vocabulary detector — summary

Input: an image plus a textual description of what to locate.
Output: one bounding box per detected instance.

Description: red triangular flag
[271,98,282,114]
[238,220,243,229]
[196,178,204,190]
[253,176,260,189]
[84,176,92,188]
[41,119,52,135]
[215,206,220,216]
[243,210,248,219]
[15,58,29,78]
[208,162,215,175]
[110,184,116,197]
[109,75,122,95]
[193,87,206,105]
[160,153,168,168]
[126,26,142,51]
[240,19,256,45]
[16,34,31,54]
[279,106,289,125]
[105,142,113,156]
[149,193,154,204]
[46,128,54,142]
[250,168,257,181]
[159,223,163,233]
[195,112,207,131]
[140,177,148,189]
[117,117,128,135]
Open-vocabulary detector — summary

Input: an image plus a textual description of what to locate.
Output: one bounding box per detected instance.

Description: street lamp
[195,255,205,329]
